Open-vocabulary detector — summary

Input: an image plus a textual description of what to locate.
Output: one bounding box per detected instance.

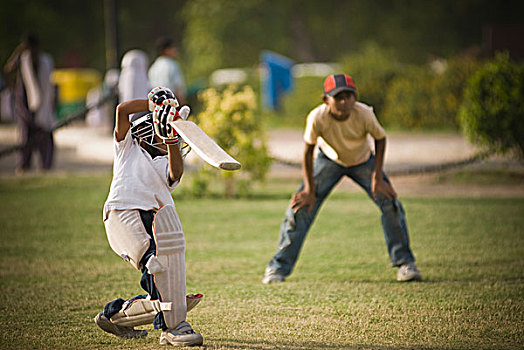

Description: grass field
[0,172,523,349]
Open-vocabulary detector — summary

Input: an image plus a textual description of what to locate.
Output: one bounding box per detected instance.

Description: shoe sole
[159,334,203,346]
[262,275,285,284]
[397,274,423,282]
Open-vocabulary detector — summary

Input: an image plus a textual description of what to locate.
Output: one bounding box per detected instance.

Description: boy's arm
[167,144,184,185]
[372,137,397,201]
[4,43,25,74]
[291,143,316,213]
[115,99,148,142]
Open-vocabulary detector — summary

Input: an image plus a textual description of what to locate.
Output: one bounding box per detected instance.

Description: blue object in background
[260,51,294,111]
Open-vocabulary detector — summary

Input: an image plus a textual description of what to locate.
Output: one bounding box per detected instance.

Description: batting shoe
[262,267,285,284]
[160,321,203,346]
[397,262,423,282]
[94,312,147,338]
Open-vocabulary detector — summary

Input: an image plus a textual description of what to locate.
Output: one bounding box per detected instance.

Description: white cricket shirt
[103,129,178,220]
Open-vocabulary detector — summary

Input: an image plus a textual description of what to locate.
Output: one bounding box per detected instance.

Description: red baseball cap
[323,74,356,96]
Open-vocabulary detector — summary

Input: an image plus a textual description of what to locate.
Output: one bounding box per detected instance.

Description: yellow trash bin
[52,68,102,119]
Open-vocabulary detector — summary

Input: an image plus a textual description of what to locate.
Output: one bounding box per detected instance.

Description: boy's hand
[371,173,397,201]
[152,104,181,144]
[148,86,179,112]
[291,190,316,213]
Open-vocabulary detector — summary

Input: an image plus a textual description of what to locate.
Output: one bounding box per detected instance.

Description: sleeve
[168,176,180,191]
[114,128,133,157]
[303,107,321,145]
[365,107,387,140]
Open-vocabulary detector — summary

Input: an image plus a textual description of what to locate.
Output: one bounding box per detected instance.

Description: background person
[4,33,56,173]
[118,49,150,103]
[148,37,186,105]
[262,74,422,284]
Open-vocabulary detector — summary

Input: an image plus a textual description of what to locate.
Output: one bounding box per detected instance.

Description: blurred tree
[0,0,105,69]
[1,0,522,78]
[0,0,189,72]
[118,0,187,60]
[183,0,288,80]
[339,42,401,117]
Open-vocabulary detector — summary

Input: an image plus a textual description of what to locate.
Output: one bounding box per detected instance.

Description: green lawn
[0,173,523,349]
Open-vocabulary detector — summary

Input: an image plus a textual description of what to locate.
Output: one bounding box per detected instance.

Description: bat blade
[171,120,241,171]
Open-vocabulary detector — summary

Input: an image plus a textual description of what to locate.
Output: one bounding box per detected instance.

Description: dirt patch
[1,124,523,197]
[273,157,524,198]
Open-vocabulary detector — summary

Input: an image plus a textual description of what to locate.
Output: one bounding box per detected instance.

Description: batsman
[94,87,203,346]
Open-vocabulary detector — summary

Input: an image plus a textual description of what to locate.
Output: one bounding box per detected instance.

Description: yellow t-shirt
[303,102,386,167]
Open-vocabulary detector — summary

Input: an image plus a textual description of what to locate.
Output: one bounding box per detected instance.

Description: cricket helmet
[130,110,191,158]
[130,112,167,155]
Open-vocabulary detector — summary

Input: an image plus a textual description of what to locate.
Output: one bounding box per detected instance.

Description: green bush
[259,76,324,129]
[431,56,482,128]
[339,42,401,118]
[262,42,401,128]
[459,53,524,156]
[279,76,324,127]
[196,85,273,197]
[262,42,400,129]
[382,56,481,129]
[382,66,435,128]
[261,44,481,131]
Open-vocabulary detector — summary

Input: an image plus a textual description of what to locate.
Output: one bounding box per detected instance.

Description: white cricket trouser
[104,209,151,270]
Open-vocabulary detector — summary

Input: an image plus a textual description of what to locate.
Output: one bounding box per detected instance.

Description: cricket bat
[170,120,241,171]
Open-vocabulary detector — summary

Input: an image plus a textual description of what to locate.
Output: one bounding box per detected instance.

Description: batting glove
[152,104,181,144]
[148,86,179,112]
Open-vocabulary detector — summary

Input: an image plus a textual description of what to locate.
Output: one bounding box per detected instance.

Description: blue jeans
[267,151,415,277]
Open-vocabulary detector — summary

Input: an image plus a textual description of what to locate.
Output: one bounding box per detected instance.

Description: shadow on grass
[176,191,358,201]
[315,276,524,285]
[201,338,444,350]
[414,276,524,284]
[176,191,295,201]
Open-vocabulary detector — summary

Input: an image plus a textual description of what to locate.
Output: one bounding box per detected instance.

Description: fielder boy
[94,87,203,346]
[263,74,422,284]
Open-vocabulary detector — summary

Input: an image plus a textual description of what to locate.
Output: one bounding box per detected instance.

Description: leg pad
[111,294,203,327]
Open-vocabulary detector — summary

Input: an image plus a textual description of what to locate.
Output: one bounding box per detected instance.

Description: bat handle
[179,106,191,120]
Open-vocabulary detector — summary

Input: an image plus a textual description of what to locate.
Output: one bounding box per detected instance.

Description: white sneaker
[94,312,147,338]
[262,268,285,284]
[397,262,422,282]
[160,321,203,346]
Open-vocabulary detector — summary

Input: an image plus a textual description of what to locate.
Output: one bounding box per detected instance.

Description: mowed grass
[0,173,523,349]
